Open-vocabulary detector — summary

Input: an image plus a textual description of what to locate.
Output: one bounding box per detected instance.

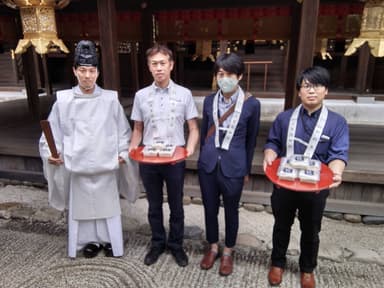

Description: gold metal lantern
[345,0,384,57]
[2,0,70,54]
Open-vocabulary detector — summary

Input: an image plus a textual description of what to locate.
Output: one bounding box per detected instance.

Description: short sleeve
[130,92,142,122]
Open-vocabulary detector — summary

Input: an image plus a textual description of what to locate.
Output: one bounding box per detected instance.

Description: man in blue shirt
[263,66,349,288]
[129,44,199,267]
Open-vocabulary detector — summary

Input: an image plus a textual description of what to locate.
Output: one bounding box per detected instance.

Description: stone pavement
[0,183,384,288]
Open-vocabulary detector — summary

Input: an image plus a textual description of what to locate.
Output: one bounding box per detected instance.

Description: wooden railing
[244,60,273,91]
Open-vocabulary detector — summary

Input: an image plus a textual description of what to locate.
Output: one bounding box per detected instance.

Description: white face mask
[217,77,239,93]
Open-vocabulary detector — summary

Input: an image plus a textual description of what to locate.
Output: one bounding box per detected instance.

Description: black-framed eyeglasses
[300,84,324,91]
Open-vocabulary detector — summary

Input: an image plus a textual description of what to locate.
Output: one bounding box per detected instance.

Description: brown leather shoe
[200,250,219,270]
[268,266,284,286]
[301,272,315,288]
[219,254,233,276]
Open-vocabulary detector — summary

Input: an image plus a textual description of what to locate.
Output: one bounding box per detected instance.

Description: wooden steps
[0,53,23,88]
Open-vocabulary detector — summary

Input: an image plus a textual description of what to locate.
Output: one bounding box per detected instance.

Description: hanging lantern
[345,0,384,57]
[2,0,70,54]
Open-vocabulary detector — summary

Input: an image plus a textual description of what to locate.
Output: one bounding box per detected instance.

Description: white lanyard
[147,84,177,143]
[286,104,328,158]
[212,87,245,150]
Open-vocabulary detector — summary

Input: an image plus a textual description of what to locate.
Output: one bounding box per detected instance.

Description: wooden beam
[284,0,319,110]
[97,0,120,93]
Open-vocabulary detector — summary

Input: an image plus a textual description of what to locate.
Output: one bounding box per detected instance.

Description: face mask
[217,77,239,93]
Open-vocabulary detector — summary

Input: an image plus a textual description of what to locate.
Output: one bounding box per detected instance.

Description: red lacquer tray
[129,146,187,164]
[265,158,334,192]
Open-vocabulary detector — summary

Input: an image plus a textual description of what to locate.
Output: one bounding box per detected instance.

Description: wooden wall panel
[221,18,254,40]
[257,16,291,40]
[56,13,100,41]
[185,20,218,40]
[157,20,184,41]
[0,15,18,42]
[57,11,142,42]
[117,12,142,41]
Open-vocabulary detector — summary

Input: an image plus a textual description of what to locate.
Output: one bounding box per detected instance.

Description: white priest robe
[39,85,139,258]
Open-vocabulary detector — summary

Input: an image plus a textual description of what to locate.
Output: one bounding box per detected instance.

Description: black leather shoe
[170,248,188,267]
[144,246,165,266]
[83,243,103,258]
[104,243,113,257]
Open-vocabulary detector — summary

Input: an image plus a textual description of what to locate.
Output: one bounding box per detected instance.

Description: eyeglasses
[300,84,325,91]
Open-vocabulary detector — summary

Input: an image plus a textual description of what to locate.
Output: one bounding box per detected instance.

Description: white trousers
[67,192,124,258]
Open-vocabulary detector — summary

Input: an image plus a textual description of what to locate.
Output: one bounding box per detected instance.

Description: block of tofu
[277,165,298,181]
[289,154,310,169]
[142,146,158,157]
[158,145,176,157]
[152,140,166,150]
[307,159,322,171]
[299,169,320,183]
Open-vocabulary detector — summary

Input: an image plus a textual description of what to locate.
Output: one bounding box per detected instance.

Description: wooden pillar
[32,51,42,89]
[284,0,320,110]
[97,0,120,94]
[355,42,375,94]
[130,42,140,93]
[66,41,76,87]
[282,41,289,89]
[41,54,52,98]
[21,47,40,120]
[139,2,154,87]
[338,55,348,88]
[177,47,185,85]
[168,42,178,82]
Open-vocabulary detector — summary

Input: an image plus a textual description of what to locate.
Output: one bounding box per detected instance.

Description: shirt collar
[152,80,173,93]
[301,105,322,118]
[219,88,239,105]
[73,84,102,98]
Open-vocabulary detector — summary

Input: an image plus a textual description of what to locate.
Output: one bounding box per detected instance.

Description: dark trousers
[139,161,185,251]
[270,187,329,273]
[198,164,244,248]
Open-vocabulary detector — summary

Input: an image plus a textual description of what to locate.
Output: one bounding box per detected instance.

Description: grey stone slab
[243,203,265,212]
[347,248,384,266]
[10,206,35,220]
[184,225,203,240]
[191,197,203,205]
[183,196,192,205]
[237,233,264,249]
[318,245,345,262]
[362,215,384,225]
[33,207,63,223]
[121,215,140,232]
[323,211,344,221]
[344,213,362,223]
